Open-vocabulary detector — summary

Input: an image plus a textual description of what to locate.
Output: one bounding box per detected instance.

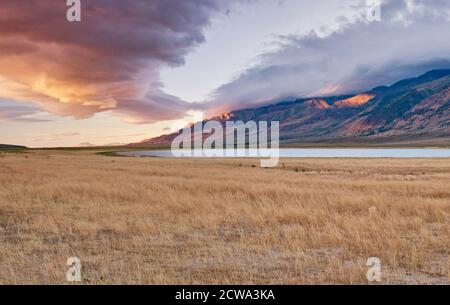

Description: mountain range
[0,144,27,150]
[135,69,450,146]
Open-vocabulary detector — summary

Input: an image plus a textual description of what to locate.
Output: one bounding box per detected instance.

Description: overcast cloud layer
[208,0,450,113]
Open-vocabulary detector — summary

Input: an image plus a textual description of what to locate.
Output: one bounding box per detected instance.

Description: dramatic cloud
[208,0,450,113]
[2,0,450,124]
[0,0,238,123]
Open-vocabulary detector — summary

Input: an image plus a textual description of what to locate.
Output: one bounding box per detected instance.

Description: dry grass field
[0,149,449,284]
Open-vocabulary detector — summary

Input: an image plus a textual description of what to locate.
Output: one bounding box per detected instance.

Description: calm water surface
[119,148,450,158]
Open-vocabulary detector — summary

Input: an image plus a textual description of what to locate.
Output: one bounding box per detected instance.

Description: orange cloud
[0,0,234,123]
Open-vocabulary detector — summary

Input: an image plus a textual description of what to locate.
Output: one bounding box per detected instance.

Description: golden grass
[0,150,449,284]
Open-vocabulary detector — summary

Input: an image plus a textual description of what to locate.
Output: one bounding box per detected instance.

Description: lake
[119,148,450,158]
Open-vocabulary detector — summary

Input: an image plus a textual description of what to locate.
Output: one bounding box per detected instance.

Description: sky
[1,0,450,147]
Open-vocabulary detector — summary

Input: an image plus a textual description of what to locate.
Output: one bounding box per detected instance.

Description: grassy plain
[0,149,449,284]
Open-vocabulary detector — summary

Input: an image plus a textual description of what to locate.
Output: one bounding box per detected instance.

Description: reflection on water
[119,148,450,158]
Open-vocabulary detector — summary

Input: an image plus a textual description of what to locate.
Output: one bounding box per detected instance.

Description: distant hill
[0,144,27,150]
[76,142,95,148]
[134,69,450,146]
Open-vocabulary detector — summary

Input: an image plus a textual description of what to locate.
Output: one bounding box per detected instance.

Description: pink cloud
[0,0,237,123]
